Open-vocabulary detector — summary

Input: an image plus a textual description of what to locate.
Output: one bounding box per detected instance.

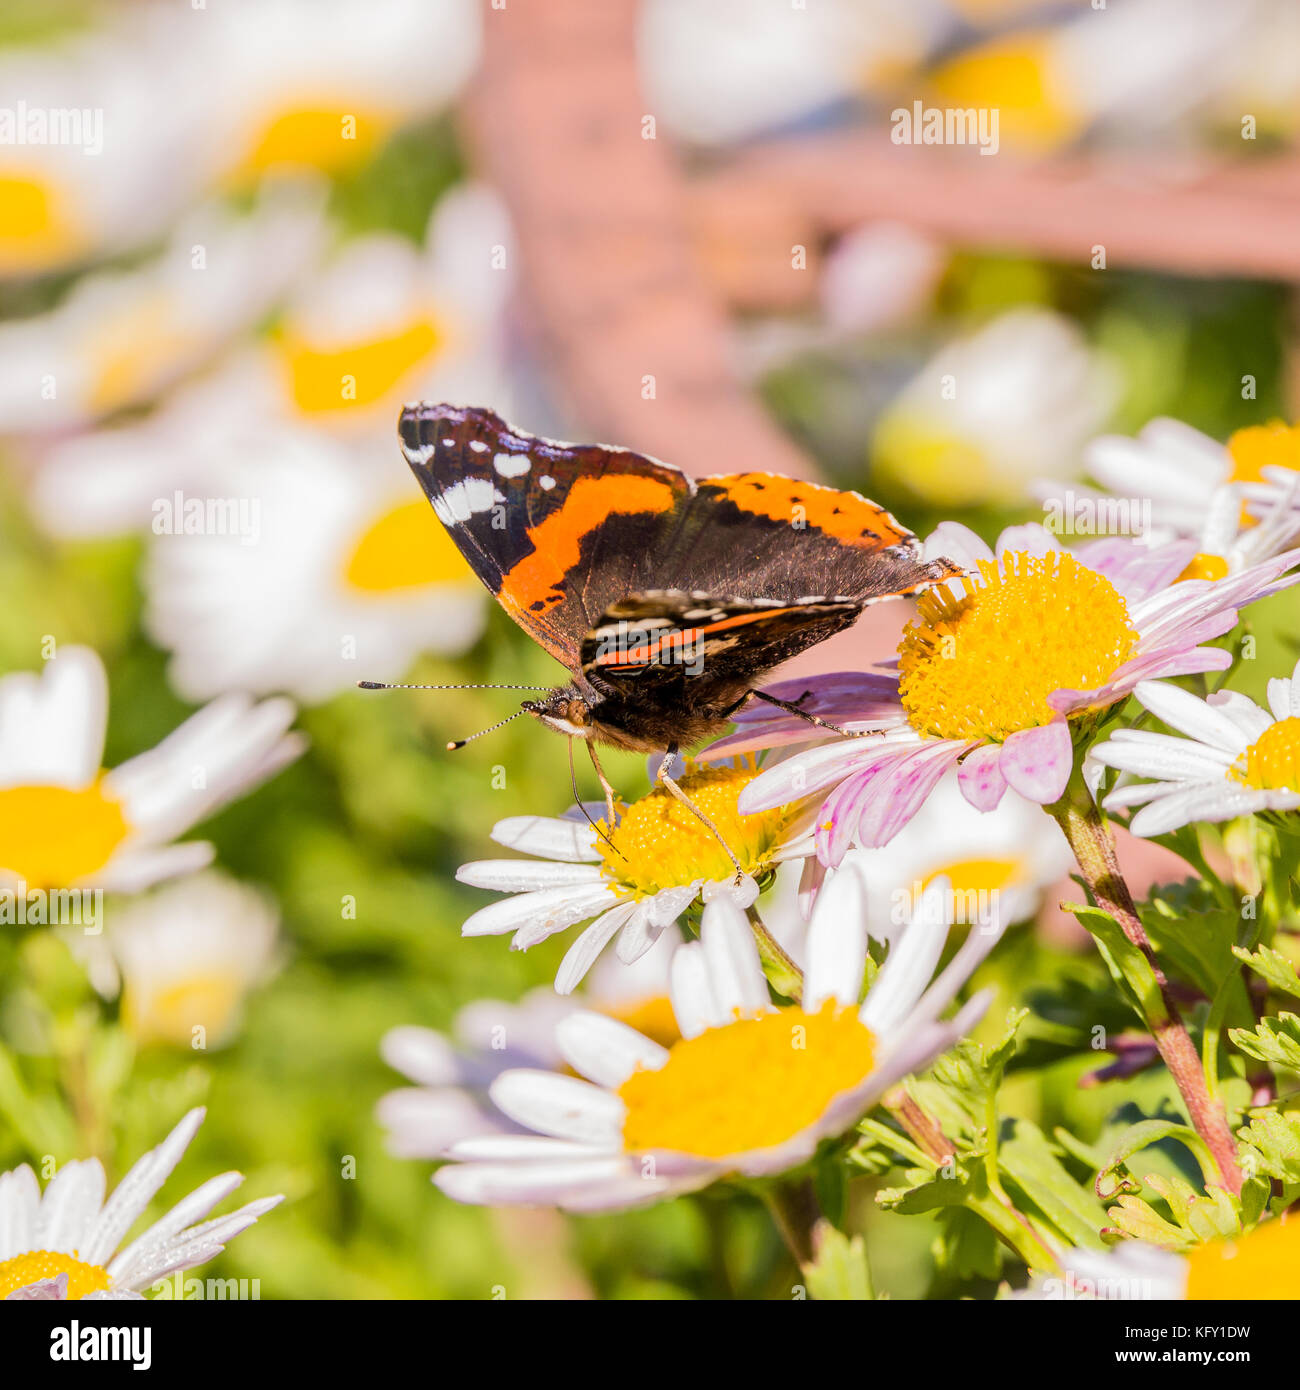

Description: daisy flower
[871,309,1117,508]
[0,1108,281,1300]
[141,425,485,702]
[737,522,1300,864]
[75,872,281,1050]
[433,874,998,1212]
[1090,660,1300,837]
[0,646,304,894]
[378,929,679,1160]
[455,760,815,990]
[0,186,325,436]
[0,18,210,277]
[195,0,481,186]
[1033,1217,1300,1300]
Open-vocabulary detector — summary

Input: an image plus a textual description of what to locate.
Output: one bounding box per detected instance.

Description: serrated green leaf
[1234,944,1300,1001]
[801,1221,873,1301]
[1230,1012,1300,1073]
[1238,1108,1300,1183]
[1066,904,1169,1026]
[999,1119,1107,1249]
[1097,1118,1218,1195]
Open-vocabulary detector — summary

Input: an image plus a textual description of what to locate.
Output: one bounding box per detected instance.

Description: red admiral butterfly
[364,404,956,870]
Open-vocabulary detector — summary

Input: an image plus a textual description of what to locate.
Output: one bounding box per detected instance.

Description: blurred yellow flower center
[238,104,393,178]
[1176,553,1229,583]
[0,173,82,273]
[873,416,999,508]
[281,317,444,415]
[1227,422,1300,485]
[928,33,1082,151]
[600,994,681,1051]
[1185,1217,1300,1300]
[0,781,129,890]
[343,498,474,593]
[1231,717,1300,793]
[88,295,192,414]
[597,764,792,898]
[0,1250,111,1300]
[898,551,1139,742]
[923,857,1019,922]
[619,1003,875,1158]
[124,973,245,1048]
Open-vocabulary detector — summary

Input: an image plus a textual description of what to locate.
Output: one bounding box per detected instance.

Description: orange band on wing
[499,474,678,615]
[594,607,804,668]
[705,474,911,548]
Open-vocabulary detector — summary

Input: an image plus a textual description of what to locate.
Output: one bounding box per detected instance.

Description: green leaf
[999,1119,1108,1249]
[1229,1013,1300,1073]
[1065,905,1169,1026]
[934,1206,1003,1282]
[801,1221,873,1301]
[1097,1118,1218,1196]
[1234,944,1300,1001]
[1238,1107,1300,1183]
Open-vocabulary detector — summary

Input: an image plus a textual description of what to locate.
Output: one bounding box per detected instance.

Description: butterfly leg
[586,741,620,828]
[744,688,874,739]
[655,745,747,884]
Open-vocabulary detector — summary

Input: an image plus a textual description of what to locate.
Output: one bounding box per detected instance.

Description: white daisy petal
[455,859,605,892]
[803,861,870,1011]
[554,1011,669,1089]
[487,1070,626,1145]
[555,901,639,995]
[700,897,769,1017]
[489,815,599,862]
[1132,680,1252,752]
[461,883,617,940]
[668,941,723,1039]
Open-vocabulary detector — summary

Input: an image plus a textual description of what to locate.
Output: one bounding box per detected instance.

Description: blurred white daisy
[194,0,481,185]
[0,186,325,435]
[1032,1217,1300,1300]
[0,645,304,893]
[0,1108,281,1300]
[77,872,281,1050]
[456,761,816,991]
[433,875,997,1211]
[872,309,1117,508]
[141,425,485,703]
[378,929,679,1160]
[1091,662,1300,837]
[0,18,210,277]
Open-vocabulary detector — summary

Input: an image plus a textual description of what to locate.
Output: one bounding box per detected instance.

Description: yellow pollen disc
[236,104,393,179]
[927,34,1084,151]
[0,1250,112,1300]
[897,550,1139,742]
[123,972,245,1048]
[619,1002,875,1159]
[596,763,793,899]
[280,316,444,415]
[87,295,193,414]
[0,173,85,274]
[0,781,129,890]
[343,498,475,593]
[600,994,681,1050]
[1230,717,1300,793]
[1176,552,1229,583]
[1226,421,1300,485]
[1185,1217,1300,1300]
[923,856,1019,921]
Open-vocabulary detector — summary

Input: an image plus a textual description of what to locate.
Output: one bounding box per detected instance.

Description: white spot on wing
[401,441,436,464]
[538,475,557,490]
[433,478,505,525]
[468,440,489,453]
[494,452,531,478]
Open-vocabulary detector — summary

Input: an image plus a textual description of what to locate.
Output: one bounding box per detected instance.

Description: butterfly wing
[399,403,693,667]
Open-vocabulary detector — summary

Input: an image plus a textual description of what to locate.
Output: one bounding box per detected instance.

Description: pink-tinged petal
[814,767,885,868]
[995,524,1060,561]
[701,711,900,762]
[999,722,1073,804]
[957,743,1008,812]
[798,854,827,918]
[1075,538,1197,603]
[854,742,966,847]
[739,735,903,814]
[925,521,992,571]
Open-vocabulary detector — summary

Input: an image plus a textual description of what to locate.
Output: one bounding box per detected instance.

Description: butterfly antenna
[445,709,526,751]
[569,737,624,860]
[357,681,551,691]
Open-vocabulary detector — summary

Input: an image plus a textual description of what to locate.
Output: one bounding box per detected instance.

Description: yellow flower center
[872,416,1001,508]
[0,1250,112,1300]
[1227,421,1300,485]
[0,173,83,273]
[600,994,681,1051]
[596,764,793,898]
[1230,717,1300,793]
[923,856,1020,921]
[898,551,1139,742]
[123,972,246,1048]
[342,498,476,593]
[619,1002,875,1158]
[927,33,1084,151]
[1176,552,1229,583]
[1185,1217,1300,1300]
[279,316,444,415]
[87,294,193,414]
[235,103,394,179]
[0,781,130,890]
